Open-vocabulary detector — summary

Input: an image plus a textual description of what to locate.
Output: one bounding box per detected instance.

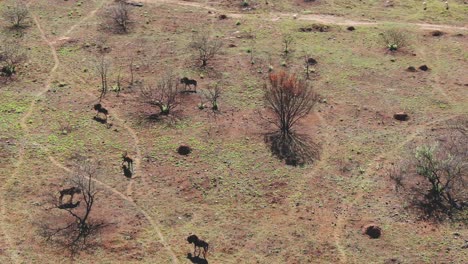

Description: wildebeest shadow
[187,253,208,264]
[93,116,107,124]
[264,131,320,166]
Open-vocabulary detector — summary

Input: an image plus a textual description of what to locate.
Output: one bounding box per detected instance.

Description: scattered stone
[177,145,192,155]
[299,24,330,32]
[431,30,444,37]
[363,224,382,239]
[384,258,402,264]
[419,65,430,71]
[347,26,355,31]
[406,66,417,72]
[394,112,409,121]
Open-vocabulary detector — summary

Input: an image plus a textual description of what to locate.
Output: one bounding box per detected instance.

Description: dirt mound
[393,112,409,121]
[299,24,330,32]
[431,30,444,37]
[363,224,382,239]
[419,65,430,71]
[406,66,416,72]
[177,145,192,155]
[219,14,228,20]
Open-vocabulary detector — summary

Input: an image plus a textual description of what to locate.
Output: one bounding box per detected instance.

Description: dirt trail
[0,12,61,264]
[140,0,467,31]
[0,2,179,263]
[47,154,179,263]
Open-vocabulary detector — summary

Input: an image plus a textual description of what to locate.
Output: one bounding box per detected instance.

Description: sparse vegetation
[189,31,223,67]
[140,73,181,115]
[106,1,131,33]
[2,0,29,28]
[39,158,105,255]
[381,28,408,51]
[0,40,26,77]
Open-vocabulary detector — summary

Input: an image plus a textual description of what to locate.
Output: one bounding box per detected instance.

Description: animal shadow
[122,164,133,178]
[93,116,107,124]
[187,253,208,264]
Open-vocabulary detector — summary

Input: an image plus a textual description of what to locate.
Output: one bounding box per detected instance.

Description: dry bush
[203,82,222,111]
[390,126,467,221]
[105,1,131,33]
[39,158,106,256]
[2,0,29,28]
[263,71,319,165]
[263,71,318,136]
[140,73,181,115]
[381,28,408,51]
[0,39,27,77]
[189,31,222,67]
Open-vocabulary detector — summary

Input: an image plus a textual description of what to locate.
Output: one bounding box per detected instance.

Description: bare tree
[2,0,29,28]
[390,126,467,220]
[263,71,318,136]
[203,82,222,111]
[189,32,222,67]
[40,158,105,255]
[381,28,408,51]
[140,73,181,115]
[282,34,294,55]
[0,40,27,77]
[94,55,111,101]
[106,1,131,33]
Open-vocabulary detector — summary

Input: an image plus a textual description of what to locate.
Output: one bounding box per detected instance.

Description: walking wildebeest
[93,103,109,121]
[187,235,209,259]
[121,151,134,173]
[180,77,197,92]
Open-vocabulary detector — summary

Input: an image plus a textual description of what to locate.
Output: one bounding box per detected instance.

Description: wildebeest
[58,201,80,210]
[122,151,134,173]
[187,235,209,259]
[93,103,109,121]
[180,77,197,92]
[59,187,81,204]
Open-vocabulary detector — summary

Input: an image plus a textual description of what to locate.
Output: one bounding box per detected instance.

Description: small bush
[381,29,408,51]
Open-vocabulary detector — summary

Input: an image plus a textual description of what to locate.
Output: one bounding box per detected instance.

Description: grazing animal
[187,235,209,259]
[122,151,134,173]
[180,77,197,92]
[59,187,82,204]
[93,103,109,120]
[58,201,80,209]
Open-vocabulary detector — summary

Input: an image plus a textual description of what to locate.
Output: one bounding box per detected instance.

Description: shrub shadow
[264,131,320,166]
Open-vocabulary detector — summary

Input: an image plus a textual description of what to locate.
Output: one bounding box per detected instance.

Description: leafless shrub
[39,158,106,256]
[203,82,222,111]
[94,55,111,101]
[140,73,181,115]
[282,34,294,55]
[105,1,131,33]
[189,31,222,67]
[392,126,467,221]
[263,71,318,136]
[0,39,27,77]
[2,0,29,28]
[381,28,408,51]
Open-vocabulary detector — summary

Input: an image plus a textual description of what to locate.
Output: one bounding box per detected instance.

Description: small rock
[347,26,355,31]
[406,66,417,72]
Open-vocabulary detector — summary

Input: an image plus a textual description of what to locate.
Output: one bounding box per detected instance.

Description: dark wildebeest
[187,235,209,259]
[59,187,81,204]
[58,201,80,209]
[180,77,197,93]
[122,151,134,173]
[93,103,109,121]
